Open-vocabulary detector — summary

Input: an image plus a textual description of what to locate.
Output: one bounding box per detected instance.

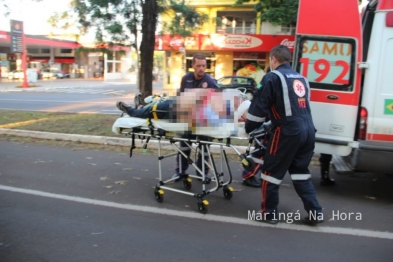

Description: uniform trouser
[261,126,322,218]
[124,100,172,119]
[175,134,211,176]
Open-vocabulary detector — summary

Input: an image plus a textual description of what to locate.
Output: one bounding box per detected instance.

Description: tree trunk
[140,0,158,100]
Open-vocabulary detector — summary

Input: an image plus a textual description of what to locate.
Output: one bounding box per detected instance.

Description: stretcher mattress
[112,116,249,139]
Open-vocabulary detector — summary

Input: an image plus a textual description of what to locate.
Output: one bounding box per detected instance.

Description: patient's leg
[116,101,151,118]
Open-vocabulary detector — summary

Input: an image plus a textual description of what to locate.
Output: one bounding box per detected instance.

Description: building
[0,30,131,80]
[156,0,295,89]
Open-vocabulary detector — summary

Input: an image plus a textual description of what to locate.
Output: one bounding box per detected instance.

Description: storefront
[155,33,295,89]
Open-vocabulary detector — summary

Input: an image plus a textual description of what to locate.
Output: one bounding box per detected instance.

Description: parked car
[42,68,67,79]
[7,70,24,80]
[215,76,257,100]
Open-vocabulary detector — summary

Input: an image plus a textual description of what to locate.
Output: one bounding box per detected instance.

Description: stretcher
[112,97,267,214]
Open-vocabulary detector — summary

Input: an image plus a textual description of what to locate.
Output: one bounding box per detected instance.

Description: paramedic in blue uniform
[172,53,217,181]
[245,45,323,225]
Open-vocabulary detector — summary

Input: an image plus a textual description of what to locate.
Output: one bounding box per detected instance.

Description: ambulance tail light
[359,107,368,140]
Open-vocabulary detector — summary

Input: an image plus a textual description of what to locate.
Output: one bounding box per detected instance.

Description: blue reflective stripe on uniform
[290,174,312,180]
[246,112,265,122]
[272,70,292,117]
[261,174,282,185]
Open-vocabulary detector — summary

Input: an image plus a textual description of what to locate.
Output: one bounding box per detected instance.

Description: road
[0,139,392,261]
[1,79,393,260]
[0,79,168,114]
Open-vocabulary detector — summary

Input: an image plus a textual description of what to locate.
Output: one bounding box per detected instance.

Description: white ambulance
[293,0,393,174]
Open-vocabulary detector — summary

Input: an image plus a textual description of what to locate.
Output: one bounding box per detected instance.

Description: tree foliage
[161,0,209,37]
[234,0,299,26]
[69,0,158,97]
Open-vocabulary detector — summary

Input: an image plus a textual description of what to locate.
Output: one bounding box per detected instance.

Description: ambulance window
[294,37,356,92]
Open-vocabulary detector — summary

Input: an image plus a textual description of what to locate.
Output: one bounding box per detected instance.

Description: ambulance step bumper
[332,155,353,174]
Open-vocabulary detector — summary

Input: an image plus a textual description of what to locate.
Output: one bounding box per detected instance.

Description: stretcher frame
[116,119,267,214]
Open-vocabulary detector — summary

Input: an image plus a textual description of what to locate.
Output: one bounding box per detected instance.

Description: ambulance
[293,0,393,174]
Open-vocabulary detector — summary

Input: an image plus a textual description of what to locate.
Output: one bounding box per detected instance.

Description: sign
[10,20,24,53]
[154,34,295,52]
[298,40,351,85]
[385,99,393,115]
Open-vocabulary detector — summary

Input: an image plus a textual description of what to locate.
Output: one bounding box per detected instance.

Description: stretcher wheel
[242,157,255,171]
[183,178,192,190]
[223,186,233,200]
[197,200,209,214]
[154,189,164,203]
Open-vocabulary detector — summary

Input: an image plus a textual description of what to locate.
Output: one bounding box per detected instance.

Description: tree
[69,0,161,99]
[139,0,158,98]
[234,0,299,26]
[161,0,209,37]
[235,0,366,26]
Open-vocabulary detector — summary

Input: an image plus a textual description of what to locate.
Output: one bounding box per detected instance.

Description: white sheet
[112,116,249,139]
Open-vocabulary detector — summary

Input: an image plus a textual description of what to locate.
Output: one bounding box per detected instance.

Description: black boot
[320,163,335,186]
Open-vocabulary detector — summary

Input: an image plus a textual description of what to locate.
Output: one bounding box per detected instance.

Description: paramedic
[245,45,323,225]
[173,53,217,182]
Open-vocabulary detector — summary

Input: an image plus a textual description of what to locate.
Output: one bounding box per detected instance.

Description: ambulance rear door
[293,0,363,156]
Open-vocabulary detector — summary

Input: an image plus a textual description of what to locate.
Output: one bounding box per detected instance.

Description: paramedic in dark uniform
[172,53,217,181]
[245,45,323,225]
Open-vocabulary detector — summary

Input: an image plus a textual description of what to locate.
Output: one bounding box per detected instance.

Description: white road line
[1,185,392,240]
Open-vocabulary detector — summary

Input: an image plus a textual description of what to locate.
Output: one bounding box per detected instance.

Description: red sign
[155,34,295,52]
[233,52,266,60]
[0,30,10,41]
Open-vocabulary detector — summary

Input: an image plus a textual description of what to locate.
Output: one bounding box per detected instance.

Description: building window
[41,48,50,53]
[60,49,73,54]
[27,48,39,54]
[216,11,256,34]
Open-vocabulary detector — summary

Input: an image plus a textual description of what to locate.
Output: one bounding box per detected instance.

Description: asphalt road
[0,80,167,114]
[0,140,392,261]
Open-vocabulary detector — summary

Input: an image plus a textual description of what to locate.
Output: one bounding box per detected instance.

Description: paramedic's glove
[263,120,272,133]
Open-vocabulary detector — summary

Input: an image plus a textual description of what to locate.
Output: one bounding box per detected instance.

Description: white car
[42,69,65,79]
[7,70,24,80]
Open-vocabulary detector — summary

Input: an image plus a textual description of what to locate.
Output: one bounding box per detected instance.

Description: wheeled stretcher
[112,115,267,214]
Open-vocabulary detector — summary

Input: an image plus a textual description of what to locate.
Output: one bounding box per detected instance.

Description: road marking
[1,185,392,240]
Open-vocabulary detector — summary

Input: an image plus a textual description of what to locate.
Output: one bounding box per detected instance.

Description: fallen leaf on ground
[100,177,109,181]
[103,185,113,189]
[365,195,376,200]
[114,180,128,185]
[107,190,121,195]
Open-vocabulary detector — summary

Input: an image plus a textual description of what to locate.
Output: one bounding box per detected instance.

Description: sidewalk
[0,78,131,91]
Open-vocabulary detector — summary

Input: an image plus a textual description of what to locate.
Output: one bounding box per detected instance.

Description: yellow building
[157,0,295,90]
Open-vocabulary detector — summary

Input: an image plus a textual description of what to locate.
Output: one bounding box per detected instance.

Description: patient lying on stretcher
[116,89,247,128]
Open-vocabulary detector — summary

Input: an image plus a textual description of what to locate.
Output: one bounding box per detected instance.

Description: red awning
[55,58,75,64]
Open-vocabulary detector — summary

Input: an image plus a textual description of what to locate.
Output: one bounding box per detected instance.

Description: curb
[0,128,248,154]
[0,128,321,163]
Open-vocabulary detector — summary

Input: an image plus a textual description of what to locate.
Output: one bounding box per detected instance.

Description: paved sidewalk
[0,78,131,91]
